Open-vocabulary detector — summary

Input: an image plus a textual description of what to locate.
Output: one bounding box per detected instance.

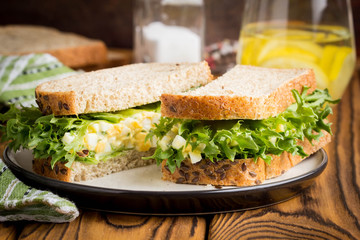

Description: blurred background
[1,0,358,55]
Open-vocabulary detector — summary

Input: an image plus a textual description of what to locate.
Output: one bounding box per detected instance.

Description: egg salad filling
[0,102,161,168]
[63,111,160,161]
[156,123,206,165]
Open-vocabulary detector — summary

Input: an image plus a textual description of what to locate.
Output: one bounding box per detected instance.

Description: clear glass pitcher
[236,0,356,99]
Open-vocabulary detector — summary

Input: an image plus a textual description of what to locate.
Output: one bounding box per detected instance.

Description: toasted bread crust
[33,157,72,182]
[161,131,331,186]
[35,90,77,115]
[161,68,316,120]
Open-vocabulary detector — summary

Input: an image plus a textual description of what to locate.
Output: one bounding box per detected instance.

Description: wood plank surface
[1,61,359,240]
[208,67,360,239]
[0,223,19,240]
[16,211,206,240]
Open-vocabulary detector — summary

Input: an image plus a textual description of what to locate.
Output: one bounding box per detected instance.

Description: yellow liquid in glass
[237,23,356,99]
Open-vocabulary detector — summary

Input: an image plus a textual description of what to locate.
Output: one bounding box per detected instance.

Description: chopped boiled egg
[84,133,98,150]
[150,135,158,148]
[141,118,152,131]
[125,139,135,149]
[159,135,172,151]
[189,150,202,164]
[135,132,151,151]
[120,125,131,137]
[276,124,285,132]
[187,143,206,164]
[123,118,135,127]
[172,135,186,150]
[197,143,206,151]
[99,121,112,132]
[110,136,122,148]
[95,141,106,153]
[131,120,142,129]
[171,125,179,134]
[269,136,277,145]
[88,123,99,133]
[62,132,75,145]
[106,125,122,138]
[104,142,112,153]
[182,144,192,158]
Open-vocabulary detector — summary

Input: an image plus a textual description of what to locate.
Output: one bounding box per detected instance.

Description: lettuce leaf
[0,102,160,168]
[147,88,339,172]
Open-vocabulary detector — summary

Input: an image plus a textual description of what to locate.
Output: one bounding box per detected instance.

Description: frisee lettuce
[146,88,339,173]
[0,102,160,168]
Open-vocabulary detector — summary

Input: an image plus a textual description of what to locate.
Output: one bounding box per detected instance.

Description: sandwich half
[0,61,213,182]
[147,65,338,186]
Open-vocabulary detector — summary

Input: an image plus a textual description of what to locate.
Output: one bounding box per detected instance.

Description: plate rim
[3,146,328,197]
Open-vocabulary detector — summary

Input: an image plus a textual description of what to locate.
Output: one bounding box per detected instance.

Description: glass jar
[134,0,205,63]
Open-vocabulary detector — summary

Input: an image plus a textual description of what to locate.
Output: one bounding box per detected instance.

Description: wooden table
[1,65,359,240]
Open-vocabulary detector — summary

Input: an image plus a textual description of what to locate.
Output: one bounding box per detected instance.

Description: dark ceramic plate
[2,147,327,215]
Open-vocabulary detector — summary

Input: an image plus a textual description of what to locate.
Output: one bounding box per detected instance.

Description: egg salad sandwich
[0,61,213,182]
[147,65,338,186]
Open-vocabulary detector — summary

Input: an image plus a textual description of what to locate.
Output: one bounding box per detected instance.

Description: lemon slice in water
[256,40,323,64]
[328,49,355,99]
[260,57,329,89]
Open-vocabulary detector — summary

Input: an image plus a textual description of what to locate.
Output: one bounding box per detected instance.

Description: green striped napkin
[0,53,76,107]
[0,160,79,222]
[0,54,79,222]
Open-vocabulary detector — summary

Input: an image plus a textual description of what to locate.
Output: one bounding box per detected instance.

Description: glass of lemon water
[236,0,356,99]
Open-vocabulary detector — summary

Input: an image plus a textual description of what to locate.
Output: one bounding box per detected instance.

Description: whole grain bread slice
[0,25,107,68]
[161,131,331,187]
[33,149,155,182]
[35,61,213,116]
[161,65,316,120]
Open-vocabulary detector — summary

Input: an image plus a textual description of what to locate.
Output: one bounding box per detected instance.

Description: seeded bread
[161,65,316,120]
[161,131,331,187]
[33,149,155,182]
[35,61,213,116]
[0,25,108,68]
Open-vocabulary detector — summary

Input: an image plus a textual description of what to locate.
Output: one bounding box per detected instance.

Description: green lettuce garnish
[146,88,338,173]
[0,102,160,168]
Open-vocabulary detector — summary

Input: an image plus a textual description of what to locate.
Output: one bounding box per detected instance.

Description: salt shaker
[134,0,205,63]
